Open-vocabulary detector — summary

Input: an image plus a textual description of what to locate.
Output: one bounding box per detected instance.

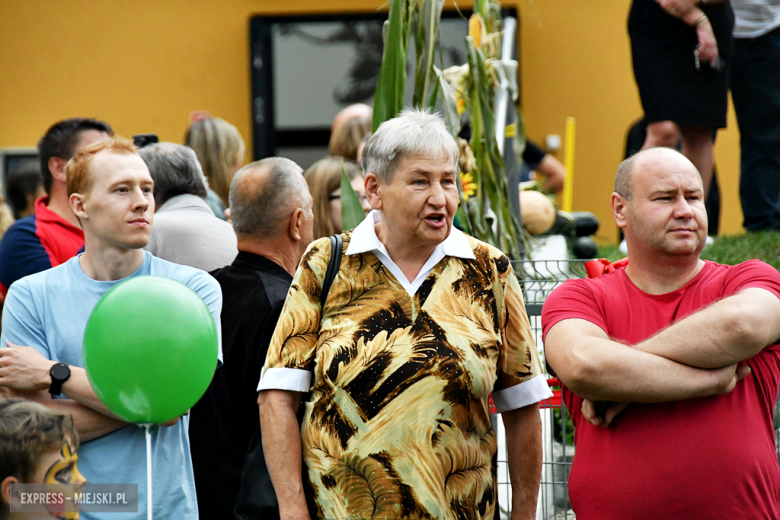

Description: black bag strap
[320,233,342,305]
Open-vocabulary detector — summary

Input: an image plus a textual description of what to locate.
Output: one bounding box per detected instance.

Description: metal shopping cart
[493,259,586,520]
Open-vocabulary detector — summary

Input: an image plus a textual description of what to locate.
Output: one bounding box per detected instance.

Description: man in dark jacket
[189,157,313,520]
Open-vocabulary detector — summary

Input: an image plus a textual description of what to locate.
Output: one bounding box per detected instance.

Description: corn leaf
[382,19,390,46]
[413,0,444,107]
[488,59,519,102]
[373,0,410,132]
[340,166,366,232]
[473,0,488,21]
[433,65,461,135]
[372,0,529,259]
[487,2,502,32]
[426,73,440,110]
[455,205,471,234]
[466,35,524,259]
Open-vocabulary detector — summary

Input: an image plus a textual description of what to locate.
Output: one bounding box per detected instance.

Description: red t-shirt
[542,260,780,520]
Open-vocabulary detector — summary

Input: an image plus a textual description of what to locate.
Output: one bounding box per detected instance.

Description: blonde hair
[329,115,371,162]
[66,137,138,197]
[184,118,245,208]
[304,157,363,239]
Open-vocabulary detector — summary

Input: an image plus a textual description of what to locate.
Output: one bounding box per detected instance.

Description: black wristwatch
[49,363,71,398]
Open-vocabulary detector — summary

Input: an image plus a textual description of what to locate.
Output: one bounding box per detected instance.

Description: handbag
[320,233,342,305]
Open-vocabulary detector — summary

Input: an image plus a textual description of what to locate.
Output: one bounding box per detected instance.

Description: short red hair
[66,137,138,197]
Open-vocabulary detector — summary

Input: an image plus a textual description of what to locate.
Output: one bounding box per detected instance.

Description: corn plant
[370,0,530,259]
[340,165,367,231]
[372,0,414,132]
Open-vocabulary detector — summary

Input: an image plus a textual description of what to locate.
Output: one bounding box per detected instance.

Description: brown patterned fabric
[264,232,544,520]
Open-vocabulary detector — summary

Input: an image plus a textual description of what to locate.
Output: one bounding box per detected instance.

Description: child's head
[0,399,84,519]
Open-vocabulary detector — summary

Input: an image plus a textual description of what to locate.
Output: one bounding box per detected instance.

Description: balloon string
[145,424,153,520]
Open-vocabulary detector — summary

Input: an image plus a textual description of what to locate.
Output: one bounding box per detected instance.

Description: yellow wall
[518,0,742,242]
[0,0,743,242]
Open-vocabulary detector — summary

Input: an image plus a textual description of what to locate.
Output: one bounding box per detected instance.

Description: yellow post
[562,117,576,213]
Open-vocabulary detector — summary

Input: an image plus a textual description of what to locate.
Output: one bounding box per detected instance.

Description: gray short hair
[361,108,458,182]
[615,153,638,199]
[139,143,207,207]
[230,157,304,237]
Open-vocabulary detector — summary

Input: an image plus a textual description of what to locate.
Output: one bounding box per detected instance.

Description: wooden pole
[562,117,576,213]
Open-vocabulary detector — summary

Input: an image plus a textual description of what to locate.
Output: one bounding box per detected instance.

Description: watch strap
[49,363,70,397]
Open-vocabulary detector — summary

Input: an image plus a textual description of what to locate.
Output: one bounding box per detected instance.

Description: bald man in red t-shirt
[542,147,780,520]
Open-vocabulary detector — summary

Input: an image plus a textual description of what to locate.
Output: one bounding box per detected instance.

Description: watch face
[51,363,70,380]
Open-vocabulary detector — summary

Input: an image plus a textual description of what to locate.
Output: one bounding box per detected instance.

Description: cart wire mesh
[494,260,586,520]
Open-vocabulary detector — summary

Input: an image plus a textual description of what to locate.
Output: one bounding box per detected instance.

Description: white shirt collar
[345,210,475,297]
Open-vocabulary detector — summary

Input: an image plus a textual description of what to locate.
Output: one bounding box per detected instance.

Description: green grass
[702,231,780,269]
[596,243,624,263]
[597,231,780,269]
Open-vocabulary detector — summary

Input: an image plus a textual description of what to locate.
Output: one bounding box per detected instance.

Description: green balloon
[83,276,218,424]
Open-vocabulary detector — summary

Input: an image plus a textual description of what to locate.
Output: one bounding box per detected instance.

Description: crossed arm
[545,288,780,410]
[0,342,128,441]
[634,288,780,368]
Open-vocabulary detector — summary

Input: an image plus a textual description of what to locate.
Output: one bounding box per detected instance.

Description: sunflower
[460,172,478,201]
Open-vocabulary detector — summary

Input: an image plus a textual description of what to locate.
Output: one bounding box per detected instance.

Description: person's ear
[364,172,382,211]
[70,193,88,221]
[1,476,19,508]
[289,208,304,242]
[49,157,68,184]
[612,192,628,229]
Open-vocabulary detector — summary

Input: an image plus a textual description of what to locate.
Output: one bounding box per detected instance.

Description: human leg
[680,125,714,196]
[730,28,780,231]
[642,121,681,149]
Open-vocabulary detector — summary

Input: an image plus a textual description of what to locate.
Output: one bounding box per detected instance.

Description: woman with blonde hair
[329,114,371,162]
[304,157,370,239]
[184,117,246,220]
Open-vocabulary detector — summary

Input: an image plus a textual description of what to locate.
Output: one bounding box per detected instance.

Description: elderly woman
[258,109,551,520]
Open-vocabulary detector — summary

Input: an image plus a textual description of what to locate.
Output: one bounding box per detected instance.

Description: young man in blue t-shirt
[0,137,222,520]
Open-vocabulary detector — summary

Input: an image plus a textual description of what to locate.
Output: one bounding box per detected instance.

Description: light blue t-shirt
[0,251,223,520]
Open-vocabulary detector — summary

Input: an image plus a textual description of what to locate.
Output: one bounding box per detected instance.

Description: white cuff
[257,367,311,392]
[492,375,553,412]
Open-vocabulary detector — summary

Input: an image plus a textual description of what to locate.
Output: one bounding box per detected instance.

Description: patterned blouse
[261,230,548,520]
